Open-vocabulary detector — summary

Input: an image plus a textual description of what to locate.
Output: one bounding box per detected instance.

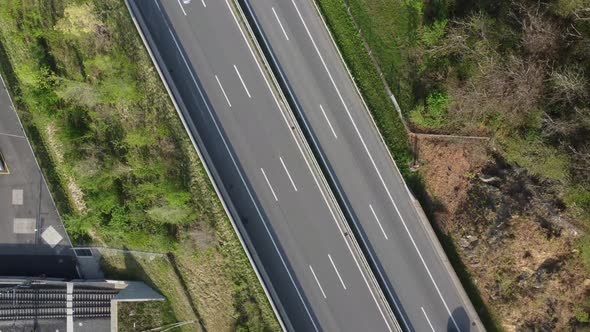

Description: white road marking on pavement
[272,7,290,41]
[291,1,461,330]
[319,104,337,139]
[0,132,25,139]
[41,225,63,248]
[229,4,395,326]
[280,157,298,191]
[158,5,315,328]
[369,204,388,240]
[215,75,232,107]
[233,65,252,98]
[225,2,391,330]
[12,189,23,205]
[175,0,187,15]
[421,307,436,332]
[222,2,324,329]
[328,254,346,290]
[13,218,36,234]
[261,168,278,201]
[201,0,207,8]
[309,265,327,298]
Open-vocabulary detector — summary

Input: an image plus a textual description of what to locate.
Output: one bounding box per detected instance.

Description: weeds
[0,0,278,329]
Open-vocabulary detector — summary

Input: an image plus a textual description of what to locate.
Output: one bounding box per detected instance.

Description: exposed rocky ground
[417,136,590,331]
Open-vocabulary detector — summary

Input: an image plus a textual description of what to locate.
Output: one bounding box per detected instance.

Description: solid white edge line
[215,74,232,107]
[280,157,298,191]
[290,1,461,330]
[0,132,26,139]
[224,1,320,329]
[421,307,436,332]
[272,7,290,41]
[319,104,337,139]
[176,0,187,15]
[309,265,327,299]
[369,204,388,240]
[201,0,207,8]
[328,254,346,290]
[234,64,252,98]
[261,168,279,201]
[226,1,391,330]
[238,1,397,330]
[156,3,312,329]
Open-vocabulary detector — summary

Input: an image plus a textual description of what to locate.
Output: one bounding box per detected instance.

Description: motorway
[239,0,484,331]
[128,0,397,331]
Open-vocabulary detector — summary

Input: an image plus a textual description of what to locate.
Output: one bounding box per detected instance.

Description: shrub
[410,90,450,128]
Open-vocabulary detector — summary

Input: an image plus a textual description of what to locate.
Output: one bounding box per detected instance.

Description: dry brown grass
[100,251,199,332]
[416,135,489,216]
[175,247,236,332]
[445,54,546,136]
[481,215,585,331]
[417,136,590,331]
[45,121,88,212]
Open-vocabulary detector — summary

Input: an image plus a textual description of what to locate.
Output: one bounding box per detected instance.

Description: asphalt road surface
[129,0,396,330]
[239,0,484,331]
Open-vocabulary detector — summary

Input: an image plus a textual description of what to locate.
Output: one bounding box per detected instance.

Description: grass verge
[313,0,413,171]
[100,251,200,332]
[313,0,501,329]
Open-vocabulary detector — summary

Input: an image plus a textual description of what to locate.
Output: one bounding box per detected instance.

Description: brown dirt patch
[416,135,590,331]
[415,135,489,217]
[45,122,88,212]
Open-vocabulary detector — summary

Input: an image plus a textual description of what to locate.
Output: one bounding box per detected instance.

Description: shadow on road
[448,306,473,332]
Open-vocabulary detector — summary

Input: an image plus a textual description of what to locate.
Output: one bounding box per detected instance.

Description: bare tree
[548,66,589,105]
[570,144,590,185]
[513,1,560,59]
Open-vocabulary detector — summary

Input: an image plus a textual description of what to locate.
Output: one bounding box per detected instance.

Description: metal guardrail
[234,0,403,330]
[125,1,402,330]
[123,1,289,330]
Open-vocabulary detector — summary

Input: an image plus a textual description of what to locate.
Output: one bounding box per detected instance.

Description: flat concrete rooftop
[0,75,77,279]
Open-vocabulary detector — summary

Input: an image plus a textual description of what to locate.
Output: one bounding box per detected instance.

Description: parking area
[0,75,77,277]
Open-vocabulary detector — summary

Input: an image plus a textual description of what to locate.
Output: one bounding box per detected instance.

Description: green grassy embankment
[0,0,279,330]
[311,0,415,178]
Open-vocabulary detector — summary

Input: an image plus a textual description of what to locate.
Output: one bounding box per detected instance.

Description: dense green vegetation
[316,0,590,329]
[0,0,278,330]
[331,0,590,224]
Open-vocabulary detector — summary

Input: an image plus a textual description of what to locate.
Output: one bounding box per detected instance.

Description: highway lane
[240,0,484,331]
[129,0,396,330]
